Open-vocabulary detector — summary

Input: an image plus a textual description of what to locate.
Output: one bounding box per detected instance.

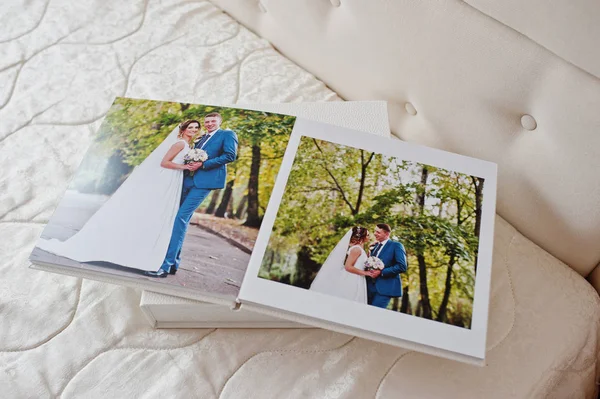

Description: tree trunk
[418,166,428,209]
[234,195,247,219]
[400,285,412,315]
[437,200,444,218]
[436,252,455,323]
[215,179,234,218]
[392,297,400,312]
[295,246,321,289]
[472,177,484,273]
[415,166,433,319]
[417,254,433,319]
[415,300,422,317]
[312,138,356,215]
[355,150,375,214]
[266,249,275,273]
[205,191,220,214]
[244,144,261,227]
[226,192,234,216]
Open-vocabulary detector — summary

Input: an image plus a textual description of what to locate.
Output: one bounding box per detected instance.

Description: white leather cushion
[465,0,600,79]
[211,0,600,276]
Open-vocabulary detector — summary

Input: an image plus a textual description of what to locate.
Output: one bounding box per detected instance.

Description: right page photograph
[239,118,498,364]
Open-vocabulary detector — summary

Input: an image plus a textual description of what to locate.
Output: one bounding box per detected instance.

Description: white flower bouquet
[184,149,208,176]
[364,256,384,271]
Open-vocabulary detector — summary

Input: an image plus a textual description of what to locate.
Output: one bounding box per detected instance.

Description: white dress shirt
[373,238,389,256]
[199,128,219,148]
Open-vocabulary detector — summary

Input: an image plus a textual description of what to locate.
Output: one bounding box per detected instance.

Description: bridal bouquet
[364,256,384,271]
[184,149,208,176]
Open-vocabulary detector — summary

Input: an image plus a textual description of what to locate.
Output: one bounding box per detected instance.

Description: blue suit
[367,240,407,309]
[160,129,238,272]
[191,129,238,189]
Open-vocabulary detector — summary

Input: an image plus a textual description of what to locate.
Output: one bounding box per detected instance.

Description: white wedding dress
[37,126,189,272]
[309,229,368,303]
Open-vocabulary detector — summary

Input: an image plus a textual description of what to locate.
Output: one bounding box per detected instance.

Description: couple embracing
[38,113,238,277]
[310,224,408,309]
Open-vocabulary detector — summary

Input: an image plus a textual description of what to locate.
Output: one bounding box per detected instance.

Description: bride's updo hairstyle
[349,226,369,245]
[178,119,201,138]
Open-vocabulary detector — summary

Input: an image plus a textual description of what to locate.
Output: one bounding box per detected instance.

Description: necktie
[372,243,382,257]
[196,134,210,148]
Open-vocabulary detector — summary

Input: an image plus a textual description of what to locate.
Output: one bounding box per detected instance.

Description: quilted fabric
[1,0,599,398]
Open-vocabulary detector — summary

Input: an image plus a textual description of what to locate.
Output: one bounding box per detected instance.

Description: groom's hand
[189,162,203,171]
[369,270,381,278]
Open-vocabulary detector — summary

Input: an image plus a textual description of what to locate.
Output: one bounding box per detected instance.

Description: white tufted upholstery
[464,0,600,78]
[211,0,600,280]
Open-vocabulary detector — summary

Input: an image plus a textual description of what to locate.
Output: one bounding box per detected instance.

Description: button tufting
[521,114,537,131]
[405,102,417,116]
[258,2,267,13]
[330,0,341,6]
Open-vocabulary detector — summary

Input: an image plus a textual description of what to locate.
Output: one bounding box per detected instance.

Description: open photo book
[30,97,497,365]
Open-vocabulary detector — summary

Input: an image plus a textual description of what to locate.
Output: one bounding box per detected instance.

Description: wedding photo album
[30,96,297,303]
[238,118,497,364]
[29,96,497,363]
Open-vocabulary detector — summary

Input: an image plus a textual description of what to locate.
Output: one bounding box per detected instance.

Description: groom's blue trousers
[160,177,211,272]
[367,280,393,309]
[370,293,392,309]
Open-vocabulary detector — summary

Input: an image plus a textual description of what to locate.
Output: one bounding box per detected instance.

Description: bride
[37,120,199,272]
[309,226,372,303]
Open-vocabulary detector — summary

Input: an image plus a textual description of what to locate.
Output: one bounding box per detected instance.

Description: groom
[146,112,238,277]
[367,223,408,309]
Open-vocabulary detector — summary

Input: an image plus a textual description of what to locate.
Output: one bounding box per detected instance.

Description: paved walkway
[32,190,250,299]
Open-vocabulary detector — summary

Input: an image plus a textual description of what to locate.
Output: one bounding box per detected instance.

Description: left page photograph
[29,96,296,304]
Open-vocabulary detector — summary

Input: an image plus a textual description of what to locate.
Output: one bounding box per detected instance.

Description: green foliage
[259,137,483,329]
[70,97,295,222]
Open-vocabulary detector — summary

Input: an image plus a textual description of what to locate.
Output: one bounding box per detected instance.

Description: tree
[401,284,412,314]
[415,166,433,319]
[311,139,375,216]
[471,176,484,273]
[436,174,463,323]
[256,136,480,328]
[232,112,295,227]
[215,179,234,218]
[235,195,247,219]
[205,191,220,214]
[245,144,262,226]
[83,98,295,229]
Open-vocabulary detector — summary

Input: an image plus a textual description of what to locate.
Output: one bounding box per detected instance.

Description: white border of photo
[238,118,498,364]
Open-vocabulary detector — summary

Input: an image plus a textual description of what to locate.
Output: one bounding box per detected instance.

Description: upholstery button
[521,114,537,130]
[405,102,417,116]
[258,2,267,12]
[330,0,341,6]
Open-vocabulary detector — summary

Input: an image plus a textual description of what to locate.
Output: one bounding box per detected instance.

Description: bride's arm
[161,142,191,170]
[344,247,369,276]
